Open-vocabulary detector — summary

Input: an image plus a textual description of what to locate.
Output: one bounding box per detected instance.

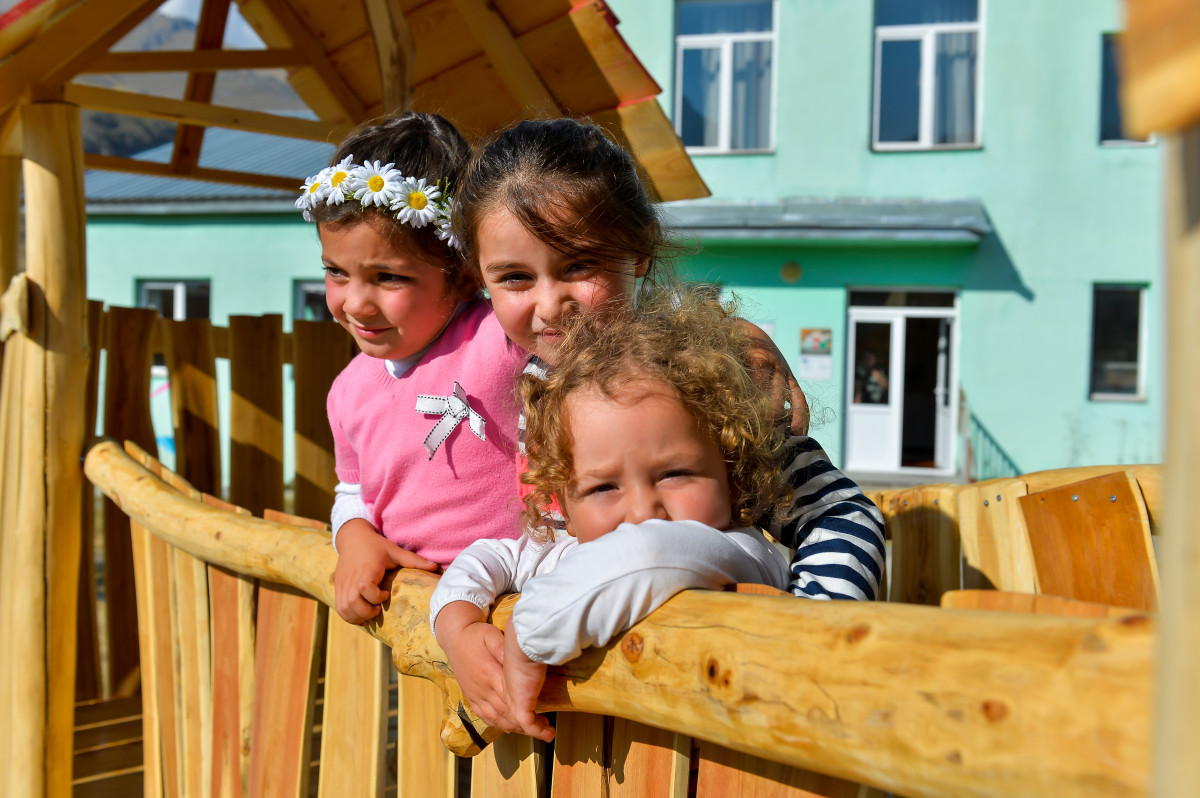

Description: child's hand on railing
[503,626,555,742]
[435,602,517,732]
[333,519,437,624]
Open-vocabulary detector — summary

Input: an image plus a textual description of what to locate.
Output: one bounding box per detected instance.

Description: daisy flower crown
[295,154,464,252]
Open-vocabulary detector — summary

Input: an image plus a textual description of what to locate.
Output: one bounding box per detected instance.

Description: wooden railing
[84,438,1156,798]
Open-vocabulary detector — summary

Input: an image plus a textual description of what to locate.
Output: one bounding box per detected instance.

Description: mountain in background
[80,12,309,158]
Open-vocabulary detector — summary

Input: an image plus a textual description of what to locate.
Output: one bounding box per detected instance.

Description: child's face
[321,219,463,361]
[476,207,645,365]
[558,378,732,543]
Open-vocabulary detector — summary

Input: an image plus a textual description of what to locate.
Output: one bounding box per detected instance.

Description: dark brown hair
[457,118,671,283]
[309,112,473,289]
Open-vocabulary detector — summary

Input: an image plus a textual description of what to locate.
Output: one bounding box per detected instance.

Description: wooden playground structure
[0,0,1197,795]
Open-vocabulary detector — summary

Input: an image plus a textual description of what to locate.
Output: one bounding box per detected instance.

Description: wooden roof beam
[0,0,167,115]
[85,153,300,192]
[239,0,365,123]
[450,0,560,114]
[362,0,414,115]
[63,83,352,142]
[80,49,307,73]
[171,0,234,175]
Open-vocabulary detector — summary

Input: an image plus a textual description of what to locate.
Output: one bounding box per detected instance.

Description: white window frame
[872,2,985,152]
[1089,284,1147,402]
[674,1,777,155]
[139,280,195,321]
[294,280,331,323]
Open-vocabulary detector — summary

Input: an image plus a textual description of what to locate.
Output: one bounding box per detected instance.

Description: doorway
[844,290,959,476]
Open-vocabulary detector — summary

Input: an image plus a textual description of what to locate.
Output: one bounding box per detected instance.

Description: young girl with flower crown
[296,112,528,625]
[433,118,886,730]
[431,291,794,741]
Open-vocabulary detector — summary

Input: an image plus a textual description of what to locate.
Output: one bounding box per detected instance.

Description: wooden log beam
[83,439,1155,798]
[80,48,307,74]
[171,0,234,175]
[450,0,559,114]
[362,0,414,115]
[63,84,351,143]
[19,101,90,798]
[84,153,301,192]
[1154,126,1200,797]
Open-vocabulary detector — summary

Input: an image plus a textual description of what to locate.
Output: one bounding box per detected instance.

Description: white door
[845,313,904,472]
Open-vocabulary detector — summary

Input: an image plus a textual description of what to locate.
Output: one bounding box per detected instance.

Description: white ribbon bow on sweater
[414,381,486,459]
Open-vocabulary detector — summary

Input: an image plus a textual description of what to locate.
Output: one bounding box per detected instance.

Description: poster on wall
[799,327,832,381]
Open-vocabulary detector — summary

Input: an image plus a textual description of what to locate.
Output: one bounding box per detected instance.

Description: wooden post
[1154,126,1200,797]
[3,101,89,798]
[362,0,415,114]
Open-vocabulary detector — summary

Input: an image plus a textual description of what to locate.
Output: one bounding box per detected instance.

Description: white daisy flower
[436,197,464,251]
[352,160,405,208]
[296,166,331,211]
[392,177,441,228]
[324,155,356,205]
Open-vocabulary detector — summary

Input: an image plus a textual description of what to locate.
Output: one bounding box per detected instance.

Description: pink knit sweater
[327,299,527,566]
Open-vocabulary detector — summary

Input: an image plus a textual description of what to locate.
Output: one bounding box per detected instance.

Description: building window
[295,281,333,322]
[1100,34,1149,145]
[674,0,775,153]
[1090,285,1145,400]
[873,0,983,150]
[138,280,210,370]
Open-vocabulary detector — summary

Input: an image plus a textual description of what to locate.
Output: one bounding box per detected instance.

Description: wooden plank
[84,153,302,192]
[450,0,558,113]
[0,0,162,115]
[246,575,325,798]
[394,675,456,798]
[551,713,606,798]
[291,321,355,522]
[0,0,65,61]
[75,301,104,702]
[22,100,90,798]
[1122,0,1200,137]
[170,545,214,797]
[363,0,415,113]
[228,314,285,517]
[161,318,221,495]
[470,734,545,798]
[170,0,233,175]
[696,740,863,798]
[956,479,1036,593]
[1020,472,1159,611]
[61,84,352,143]
[941,590,1143,619]
[70,738,143,782]
[609,720,687,798]
[1154,123,1200,798]
[316,620,389,798]
[37,0,166,88]
[74,695,142,729]
[73,716,142,754]
[589,99,710,203]
[884,483,961,605]
[82,48,307,73]
[102,305,159,698]
[71,769,144,798]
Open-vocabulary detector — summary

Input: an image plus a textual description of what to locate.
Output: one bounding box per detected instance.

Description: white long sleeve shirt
[429,519,790,664]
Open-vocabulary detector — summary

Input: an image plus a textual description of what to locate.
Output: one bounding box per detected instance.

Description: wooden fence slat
[169,546,213,797]
[1020,472,1160,611]
[551,713,606,798]
[957,479,1035,593]
[291,320,355,521]
[228,314,284,516]
[941,590,1142,618]
[162,318,221,494]
[395,675,456,798]
[886,484,962,604]
[317,619,389,798]
[76,301,104,702]
[696,741,864,798]
[608,720,688,798]
[128,518,165,798]
[104,306,159,697]
[470,734,545,798]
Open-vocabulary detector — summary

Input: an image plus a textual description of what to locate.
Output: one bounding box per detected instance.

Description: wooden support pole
[1154,126,1200,797]
[12,101,89,798]
[363,0,415,114]
[0,153,19,376]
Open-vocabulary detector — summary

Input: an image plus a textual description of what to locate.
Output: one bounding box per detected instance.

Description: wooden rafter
[0,107,20,158]
[362,0,414,114]
[80,49,306,73]
[450,0,560,113]
[0,0,166,115]
[84,154,300,192]
[63,83,351,142]
[239,0,365,123]
[171,0,234,175]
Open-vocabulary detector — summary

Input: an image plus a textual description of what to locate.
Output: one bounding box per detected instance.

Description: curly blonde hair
[518,287,791,541]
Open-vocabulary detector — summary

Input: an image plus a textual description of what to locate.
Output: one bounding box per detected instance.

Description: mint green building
[85,0,1162,484]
